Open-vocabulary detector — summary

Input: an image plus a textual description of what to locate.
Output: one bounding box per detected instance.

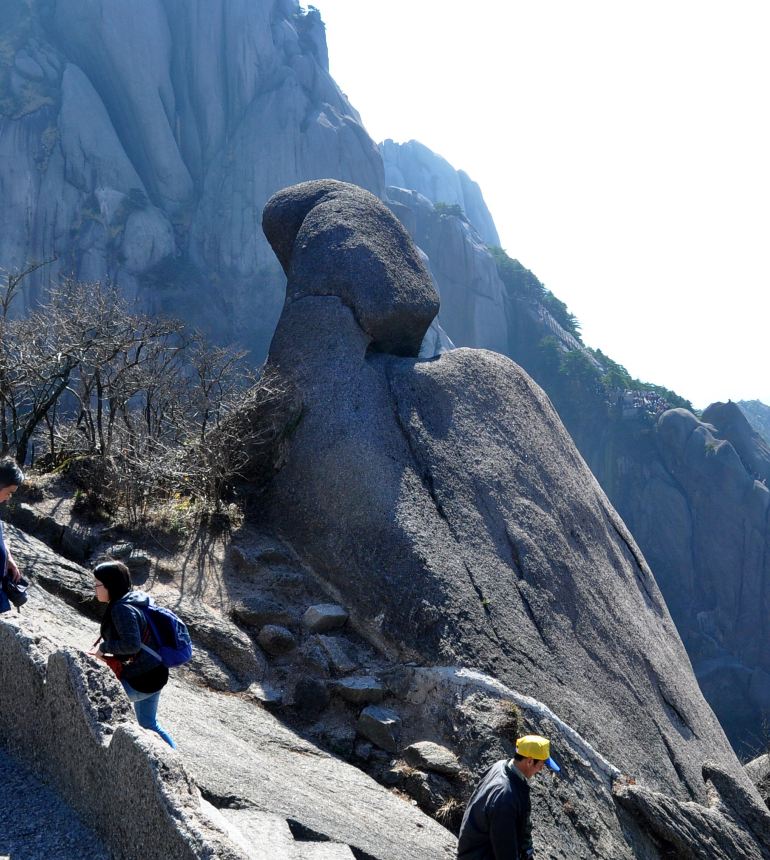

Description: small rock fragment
[302,603,349,633]
[232,596,293,628]
[316,635,358,675]
[331,675,385,705]
[403,741,461,776]
[357,705,402,753]
[257,624,297,656]
[107,542,134,559]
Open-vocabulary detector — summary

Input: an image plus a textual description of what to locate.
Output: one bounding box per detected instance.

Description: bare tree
[0,258,56,455]
[0,272,297,523]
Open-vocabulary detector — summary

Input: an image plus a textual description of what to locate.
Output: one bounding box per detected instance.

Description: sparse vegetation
[390,760,418,779]
[488,246,693,415]
[493,699,524,744]
[0,269,300,527]
[488,245,582,340]
[435,796,464,830]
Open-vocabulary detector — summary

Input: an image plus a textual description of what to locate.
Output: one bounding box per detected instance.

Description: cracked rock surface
[260,179,770,858]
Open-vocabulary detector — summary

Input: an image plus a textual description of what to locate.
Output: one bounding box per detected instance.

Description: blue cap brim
[545,756,560,772]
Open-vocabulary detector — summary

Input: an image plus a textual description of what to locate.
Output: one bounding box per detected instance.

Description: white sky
[313,0,770,409]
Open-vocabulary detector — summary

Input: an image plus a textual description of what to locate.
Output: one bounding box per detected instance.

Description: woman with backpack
[89,560,176,749]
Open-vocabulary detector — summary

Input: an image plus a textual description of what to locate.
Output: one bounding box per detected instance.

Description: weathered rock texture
[614,762,770,860]
[384,183,581,359]
[0,619,247,860]
[746,753,770,809]
[739,399,770,447]
[0,744,108,859]
[5,524,457,860]
[381,138,500,246]
[5,0,770,770]
[387,145,770,757]
[260,179,770,858]
[1,0,569,372]
[262,179,438,357]
[576,403,770,755]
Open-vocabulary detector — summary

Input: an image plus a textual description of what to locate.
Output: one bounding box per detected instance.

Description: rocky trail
[3,522,456,860]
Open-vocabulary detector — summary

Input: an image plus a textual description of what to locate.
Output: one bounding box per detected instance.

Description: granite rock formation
[4,0,770,770]
[0,0,570,370]
[582,403,770,755]
[0,619,247,860]
[385,184,581,358]
[703,400,770,484]
[747,753,770,809]
[739,399,770,447]
[381,138,500,246]
[0,0,382,355]
[382,141,770,757]
[260,178,770,858]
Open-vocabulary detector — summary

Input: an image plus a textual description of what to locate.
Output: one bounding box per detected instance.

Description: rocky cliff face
[584,403,770,755]
[381,139,500,246]
[5,0,769,768]
[384,185,581,359]
[0,0,382,355]
[2,0,560,367]
[260,179,770,859]
[1,0,571,368]
[739,399,770,447]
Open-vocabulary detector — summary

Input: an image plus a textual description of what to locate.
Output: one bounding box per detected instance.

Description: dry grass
[435,796,465,831]
[493,699,523,741]
[390,760,418,779]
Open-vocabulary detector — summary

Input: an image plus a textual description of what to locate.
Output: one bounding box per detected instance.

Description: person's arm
[100,604,143,656]
[5,549,20,583]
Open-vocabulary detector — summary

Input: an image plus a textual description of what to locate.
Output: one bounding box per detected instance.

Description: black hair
[94,560,132,638]
[0,458,24,489]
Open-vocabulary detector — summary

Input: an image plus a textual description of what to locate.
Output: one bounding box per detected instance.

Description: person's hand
[6,558,20,583]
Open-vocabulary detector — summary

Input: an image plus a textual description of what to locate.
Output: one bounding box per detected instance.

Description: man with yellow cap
[457,735,560,859]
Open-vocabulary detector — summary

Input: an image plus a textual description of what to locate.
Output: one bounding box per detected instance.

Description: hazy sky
[313,0,769,409]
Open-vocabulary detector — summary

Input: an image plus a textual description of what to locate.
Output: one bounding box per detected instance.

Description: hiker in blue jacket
[89,560,176,749]
[457,735,560,859]
[0,458,25,614]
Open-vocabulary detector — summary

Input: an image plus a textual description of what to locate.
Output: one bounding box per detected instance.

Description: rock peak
[263,179,439,356]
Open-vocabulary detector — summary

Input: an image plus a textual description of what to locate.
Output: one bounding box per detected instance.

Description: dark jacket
[101,591,167,689]
[457,759,533,860]
[0,519,10,614]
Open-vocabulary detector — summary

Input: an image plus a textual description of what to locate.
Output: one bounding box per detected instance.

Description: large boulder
[739,399,770,446]
[702,400,770,484]
[260,180,770,858]
[263,180,438,357]
[746,753,770,809]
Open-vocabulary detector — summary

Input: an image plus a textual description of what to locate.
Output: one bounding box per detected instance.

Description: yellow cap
[516,735,550,759]
[516,735,560,771]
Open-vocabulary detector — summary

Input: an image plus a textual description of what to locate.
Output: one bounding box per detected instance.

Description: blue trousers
[122,680,176,749]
